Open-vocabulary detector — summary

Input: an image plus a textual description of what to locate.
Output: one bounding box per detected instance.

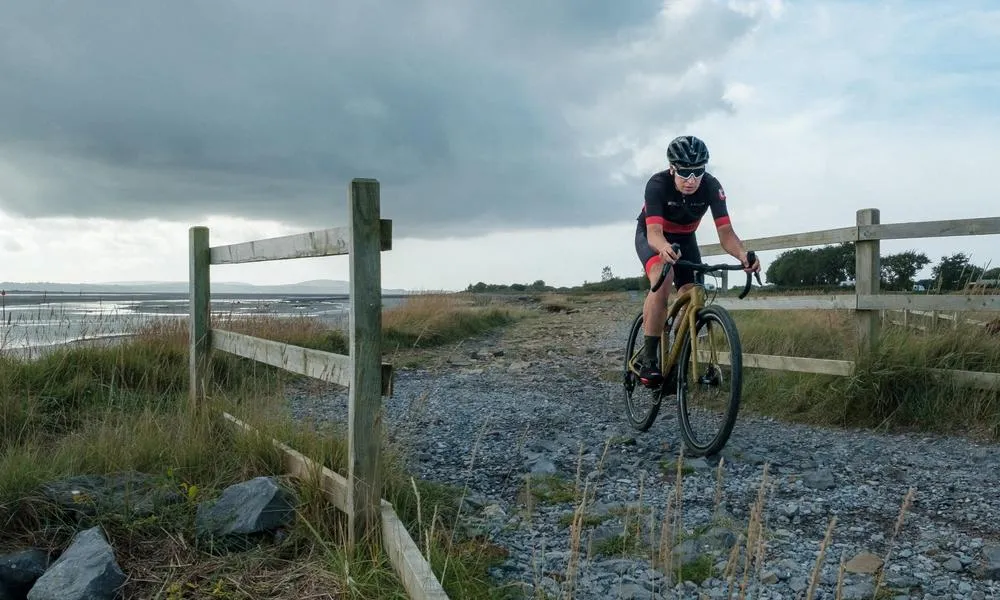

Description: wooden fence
[695,208,1000,390]
[189,178,449,599]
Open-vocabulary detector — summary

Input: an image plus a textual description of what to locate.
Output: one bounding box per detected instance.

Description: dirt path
[286,291,1000,599]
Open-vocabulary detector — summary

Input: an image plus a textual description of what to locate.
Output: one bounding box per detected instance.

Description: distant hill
[0,279,412,295]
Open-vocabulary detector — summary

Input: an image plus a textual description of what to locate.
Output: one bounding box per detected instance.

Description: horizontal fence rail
[211,329,394,396]
[696,351,1000,390]
[209,221,393,265]
[689,208,1000,392]
[711,294,1000,313]
[699,215,1000,257]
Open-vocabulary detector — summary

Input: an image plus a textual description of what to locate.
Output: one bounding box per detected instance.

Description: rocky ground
[284,292,1000,599]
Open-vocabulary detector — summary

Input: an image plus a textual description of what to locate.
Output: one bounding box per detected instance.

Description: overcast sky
[1,0,998,290]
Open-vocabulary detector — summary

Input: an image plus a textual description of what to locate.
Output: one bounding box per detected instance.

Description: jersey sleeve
[643,176,667,227]
[710,178,731,228]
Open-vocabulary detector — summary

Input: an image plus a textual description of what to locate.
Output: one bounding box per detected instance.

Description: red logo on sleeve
[718,187,726,201]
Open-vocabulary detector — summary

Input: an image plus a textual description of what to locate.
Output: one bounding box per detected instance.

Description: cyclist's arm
[643,178,672,254]
[717,223,747,259]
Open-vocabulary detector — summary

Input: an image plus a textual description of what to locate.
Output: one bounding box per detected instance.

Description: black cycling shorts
[634,221,702,289]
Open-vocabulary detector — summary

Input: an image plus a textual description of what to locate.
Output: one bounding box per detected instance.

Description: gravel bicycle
[623,244,762,457]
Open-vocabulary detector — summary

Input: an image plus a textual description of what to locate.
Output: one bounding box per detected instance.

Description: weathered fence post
[188,226,211,414]
[347,178,384,550]
[855,208,880,352]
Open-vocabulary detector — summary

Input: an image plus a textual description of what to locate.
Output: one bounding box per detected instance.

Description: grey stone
[0,549,51,596]
[529,457,557,475]
[195,476,296,540]
[803,469,836,490]
[40,471,183,518]
[26,527,125,600]
[788,576,809,594]
[942,557,962,572]
[840,581,874,600]
[613,582,647,599]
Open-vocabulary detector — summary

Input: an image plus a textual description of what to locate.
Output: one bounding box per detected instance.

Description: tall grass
[732,309,1000,438]
[0,294,524,599]
[381,293,519,350]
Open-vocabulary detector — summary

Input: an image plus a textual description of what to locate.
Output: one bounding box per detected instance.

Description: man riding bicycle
[634,135,761,388]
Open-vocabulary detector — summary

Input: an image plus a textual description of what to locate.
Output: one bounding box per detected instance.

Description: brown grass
[381,293,521,350]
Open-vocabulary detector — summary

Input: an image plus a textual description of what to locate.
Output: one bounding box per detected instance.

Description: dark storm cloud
[0,0,759,237]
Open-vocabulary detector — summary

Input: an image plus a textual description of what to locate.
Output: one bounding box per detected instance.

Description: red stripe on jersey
[645,216,666,226]
[663,220,700,234]
[714,216,731,228]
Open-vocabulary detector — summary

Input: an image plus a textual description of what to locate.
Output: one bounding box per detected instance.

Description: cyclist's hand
[660,244,681,264]
[740,250,761,273]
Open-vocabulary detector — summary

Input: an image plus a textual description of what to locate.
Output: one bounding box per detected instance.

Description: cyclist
[634,135,760,388]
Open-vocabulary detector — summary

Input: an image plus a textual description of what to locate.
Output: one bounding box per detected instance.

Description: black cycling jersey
[636,169,730,235]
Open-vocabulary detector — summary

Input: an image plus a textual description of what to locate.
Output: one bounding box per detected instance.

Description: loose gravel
[285,297,1000,599]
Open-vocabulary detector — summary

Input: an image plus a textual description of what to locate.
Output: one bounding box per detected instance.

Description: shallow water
[0,292,402,355]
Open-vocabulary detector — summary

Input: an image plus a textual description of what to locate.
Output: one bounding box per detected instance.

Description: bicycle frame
[626,283,708,385]
[662,284,706,379]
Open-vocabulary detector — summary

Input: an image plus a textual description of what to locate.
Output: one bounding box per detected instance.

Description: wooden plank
[211,329,394,396]
[858,217,1000,241]
[697,351,855,376]
[700,226,857,257]
[855,209,880,352]
[221,412,349,511]
[211,328,352,386]
[929,368,1000,391]
[381,500,451,600]
[857,294,1000,312]
[188,226,211,414]
[208,220,393,264]
[696,352,998,389]
[710,295,857,310]
[347,178,386,550]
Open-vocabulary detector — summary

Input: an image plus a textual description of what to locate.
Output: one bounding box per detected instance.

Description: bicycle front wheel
[675,304,743,457]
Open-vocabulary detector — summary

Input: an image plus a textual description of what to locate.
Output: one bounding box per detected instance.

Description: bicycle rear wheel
[622,311,665,431]
[675,304,742,457]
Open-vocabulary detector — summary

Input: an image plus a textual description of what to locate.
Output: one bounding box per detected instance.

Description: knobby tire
[675,304,743,457]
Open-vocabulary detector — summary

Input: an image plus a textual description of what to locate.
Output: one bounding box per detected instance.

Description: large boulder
[26,527,125,600]
[41,471,183,519]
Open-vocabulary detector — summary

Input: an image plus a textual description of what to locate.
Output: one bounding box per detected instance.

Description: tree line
[465,244,998,294]
[764,242,998,291]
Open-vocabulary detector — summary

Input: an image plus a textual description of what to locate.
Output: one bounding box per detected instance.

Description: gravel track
[285,297,1000,599]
